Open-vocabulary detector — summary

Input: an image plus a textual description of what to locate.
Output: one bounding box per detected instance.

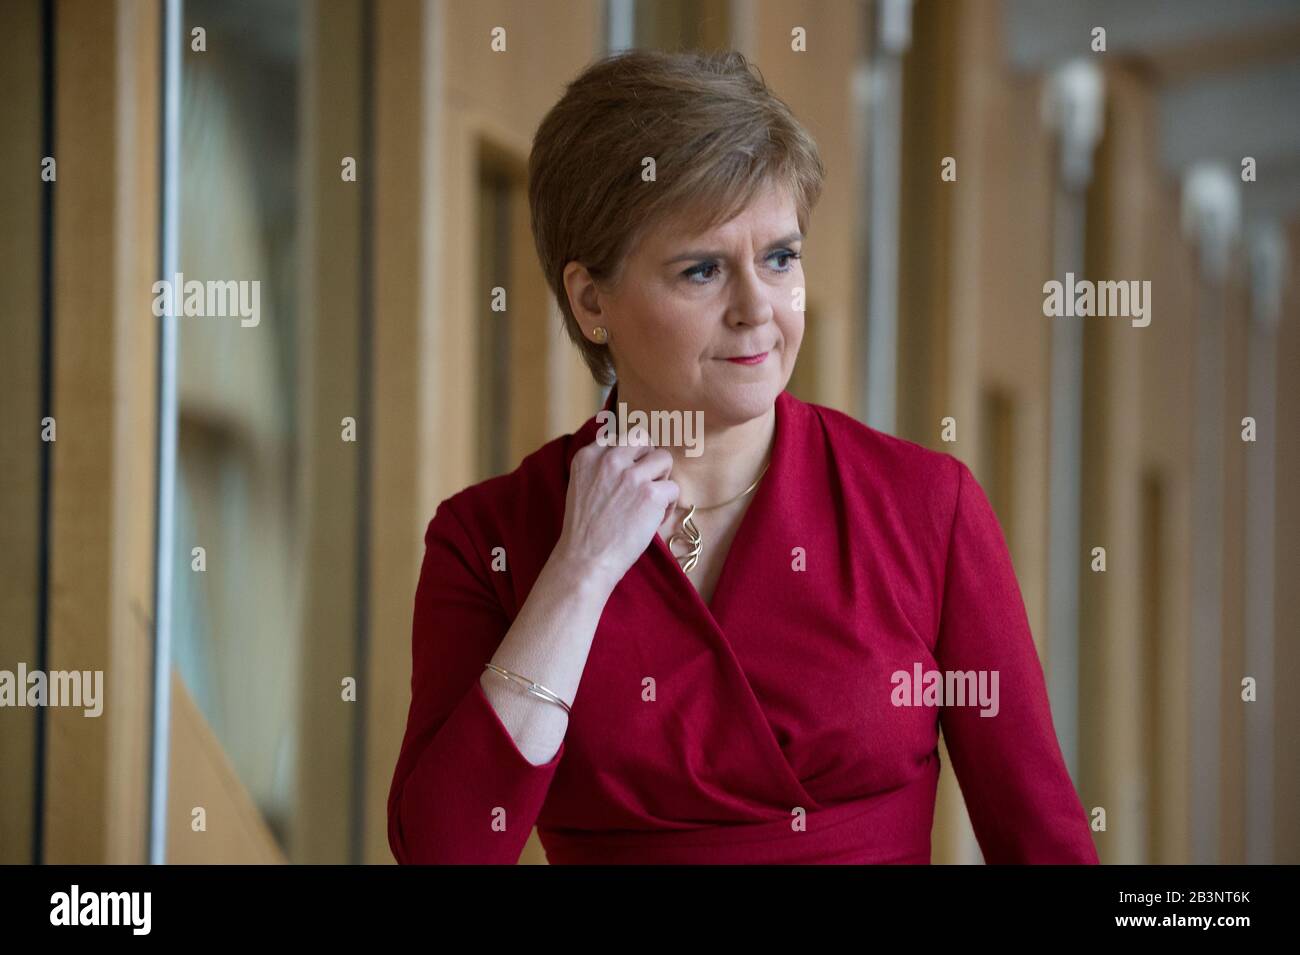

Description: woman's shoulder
[788,392,967,497]
[788,392,980,564]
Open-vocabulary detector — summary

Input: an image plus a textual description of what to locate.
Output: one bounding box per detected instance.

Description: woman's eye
[770,249,802,271]
[682,250,801,284]
[683,262,720,283]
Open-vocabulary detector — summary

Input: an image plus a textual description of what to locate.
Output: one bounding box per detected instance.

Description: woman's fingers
[559,425,681,585]
[627,447,674,483]
[601,424,655,465]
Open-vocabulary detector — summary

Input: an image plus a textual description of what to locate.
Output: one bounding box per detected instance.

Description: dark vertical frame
[477,163,512,480]
[33,0,56,867]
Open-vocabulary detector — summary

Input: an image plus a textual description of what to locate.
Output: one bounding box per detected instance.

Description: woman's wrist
[544,541,620,601]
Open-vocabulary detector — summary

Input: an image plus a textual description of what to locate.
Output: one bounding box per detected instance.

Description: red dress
[387,387,1099,864]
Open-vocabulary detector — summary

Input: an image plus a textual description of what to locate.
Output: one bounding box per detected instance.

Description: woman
[387,49,1098,865]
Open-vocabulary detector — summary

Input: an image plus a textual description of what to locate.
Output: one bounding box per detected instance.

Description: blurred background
[1,0,1297,865]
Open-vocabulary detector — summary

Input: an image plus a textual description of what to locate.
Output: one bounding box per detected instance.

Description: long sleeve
[387,497,566,864]
[934,458,1099,864]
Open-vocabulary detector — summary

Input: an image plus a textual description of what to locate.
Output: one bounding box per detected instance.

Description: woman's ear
[562,260,602,330]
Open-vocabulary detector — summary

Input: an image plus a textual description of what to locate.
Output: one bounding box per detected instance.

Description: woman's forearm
[478,550,615,766]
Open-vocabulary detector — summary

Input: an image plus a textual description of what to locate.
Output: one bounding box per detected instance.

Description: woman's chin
[703,377,781,426]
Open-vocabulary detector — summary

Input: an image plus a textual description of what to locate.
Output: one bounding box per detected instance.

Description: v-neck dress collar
[556,386,821,814]
[564,383,796,632]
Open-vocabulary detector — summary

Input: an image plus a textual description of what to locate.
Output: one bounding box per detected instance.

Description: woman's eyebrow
[662,231,804,265]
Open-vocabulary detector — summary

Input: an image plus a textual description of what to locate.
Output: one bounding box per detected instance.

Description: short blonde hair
[527,48,826,386]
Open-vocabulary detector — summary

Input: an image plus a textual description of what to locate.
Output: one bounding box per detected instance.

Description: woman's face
[583,180,805,428]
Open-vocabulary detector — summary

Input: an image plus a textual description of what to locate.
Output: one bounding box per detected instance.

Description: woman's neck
[612,383,775,508]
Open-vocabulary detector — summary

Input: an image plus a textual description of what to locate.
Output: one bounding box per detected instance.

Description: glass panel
[979,387,1016,545]
[478,165,512,480]
[170,0,368,862]
[0,0,49,866]
[785,302,819,402]
[634,0,731,51]
[1139,470,1165,862]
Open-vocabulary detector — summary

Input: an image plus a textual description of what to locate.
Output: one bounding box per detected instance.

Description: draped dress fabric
[387,387,1099,865]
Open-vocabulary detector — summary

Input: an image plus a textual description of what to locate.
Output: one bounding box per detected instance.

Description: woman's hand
[553,426,679,594]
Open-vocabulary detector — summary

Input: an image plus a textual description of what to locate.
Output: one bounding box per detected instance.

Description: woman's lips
[723,351,768,365]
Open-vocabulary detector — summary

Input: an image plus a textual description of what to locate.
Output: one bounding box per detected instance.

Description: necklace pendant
[666,504,703,574]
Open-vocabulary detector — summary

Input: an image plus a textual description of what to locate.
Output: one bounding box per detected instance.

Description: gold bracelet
[483,663,573,715]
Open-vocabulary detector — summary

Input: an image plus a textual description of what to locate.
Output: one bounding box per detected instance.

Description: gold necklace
[665,457,771,574]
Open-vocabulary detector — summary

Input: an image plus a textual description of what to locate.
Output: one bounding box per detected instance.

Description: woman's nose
[726,266,775,327]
